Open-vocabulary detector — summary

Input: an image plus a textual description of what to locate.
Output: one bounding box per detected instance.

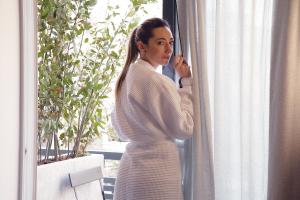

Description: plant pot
[37,154,104,200]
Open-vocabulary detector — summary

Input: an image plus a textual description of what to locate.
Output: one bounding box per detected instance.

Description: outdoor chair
[69,166,105,200]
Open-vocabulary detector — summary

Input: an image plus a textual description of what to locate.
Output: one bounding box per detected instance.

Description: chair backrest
[69,166,105,200]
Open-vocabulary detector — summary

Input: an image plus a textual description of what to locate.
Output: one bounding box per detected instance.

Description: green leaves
[38,0,158,162]
[85,0,97,7]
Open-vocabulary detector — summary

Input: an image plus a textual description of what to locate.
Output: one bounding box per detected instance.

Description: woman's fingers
[174,55,191,78]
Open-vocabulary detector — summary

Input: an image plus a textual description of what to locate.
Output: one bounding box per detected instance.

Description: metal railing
[89,150,122,200]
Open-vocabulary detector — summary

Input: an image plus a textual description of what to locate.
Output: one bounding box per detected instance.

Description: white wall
[0,0,20,199]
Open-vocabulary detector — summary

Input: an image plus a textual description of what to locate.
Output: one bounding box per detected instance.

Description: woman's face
[138,27,174,67]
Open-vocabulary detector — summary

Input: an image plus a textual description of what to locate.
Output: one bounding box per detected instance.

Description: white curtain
[179,0,273,199]
[268,0,300,199]
[177,0,215,200]
[212,1,272,199]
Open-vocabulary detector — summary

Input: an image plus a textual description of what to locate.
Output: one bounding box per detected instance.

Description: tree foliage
[37,0,157,164]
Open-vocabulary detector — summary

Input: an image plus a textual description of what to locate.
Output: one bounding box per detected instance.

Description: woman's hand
[173,55,191,78]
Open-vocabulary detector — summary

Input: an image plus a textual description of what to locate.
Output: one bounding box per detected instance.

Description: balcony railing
[88,150,122,200]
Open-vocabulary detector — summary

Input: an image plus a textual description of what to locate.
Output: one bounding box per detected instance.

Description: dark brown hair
[115,18,170,99]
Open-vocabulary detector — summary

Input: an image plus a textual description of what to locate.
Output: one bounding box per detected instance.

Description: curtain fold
[268,0,300,199]
[178,0,300,199]
[179,0,273,199]
[212,1,272,199]
[178,0,215,200]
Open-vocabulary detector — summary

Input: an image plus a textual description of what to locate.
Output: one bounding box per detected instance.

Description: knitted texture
[111,58,194,200]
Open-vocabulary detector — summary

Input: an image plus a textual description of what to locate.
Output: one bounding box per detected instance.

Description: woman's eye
[169,41,174,46]
[158,41,164,45]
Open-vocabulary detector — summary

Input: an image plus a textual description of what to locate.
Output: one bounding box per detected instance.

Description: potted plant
[36,0,157,199]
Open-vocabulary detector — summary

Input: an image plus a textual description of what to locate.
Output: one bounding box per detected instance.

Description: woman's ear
[137,41,146,55]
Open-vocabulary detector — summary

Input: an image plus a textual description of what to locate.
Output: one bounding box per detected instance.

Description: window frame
[19,0,38,199]
[19,1,174,199]
[162,0,178,81]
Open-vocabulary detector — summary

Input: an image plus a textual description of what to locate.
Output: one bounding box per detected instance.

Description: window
[20,1,179,199]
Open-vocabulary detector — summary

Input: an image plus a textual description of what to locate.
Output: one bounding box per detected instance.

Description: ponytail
[115,18,170,100]
[115,28,139,99]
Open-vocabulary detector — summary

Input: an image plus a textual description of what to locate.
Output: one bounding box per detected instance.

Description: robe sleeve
[128,74,194,140]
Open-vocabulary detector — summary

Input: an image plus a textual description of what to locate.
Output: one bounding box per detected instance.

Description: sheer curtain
[212,1,272,199]
[179,0,273,199]
[177,0,215,200]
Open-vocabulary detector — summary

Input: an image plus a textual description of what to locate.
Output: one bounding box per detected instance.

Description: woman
[111,18,193,200]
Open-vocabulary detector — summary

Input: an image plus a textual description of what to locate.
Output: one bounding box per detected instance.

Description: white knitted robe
[111,58,194,200]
